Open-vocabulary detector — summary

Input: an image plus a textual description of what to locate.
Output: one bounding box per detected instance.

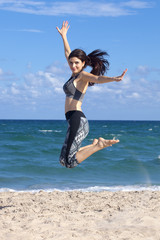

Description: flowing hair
[68,49,109,86]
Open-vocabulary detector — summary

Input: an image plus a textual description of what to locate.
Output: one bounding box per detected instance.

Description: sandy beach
[0,191,160,240]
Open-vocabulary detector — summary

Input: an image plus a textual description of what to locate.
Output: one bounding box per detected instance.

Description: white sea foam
[1,185,160,193]
[110,134,122,137]
[148,128,152,131]
[71,185,160,192]
[39,130,62,133]
[39,130,53,133]
[0,188,16,193]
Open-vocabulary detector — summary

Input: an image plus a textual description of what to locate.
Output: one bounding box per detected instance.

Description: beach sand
[0,191,160,240]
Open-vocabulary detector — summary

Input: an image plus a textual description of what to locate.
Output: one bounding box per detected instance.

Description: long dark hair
[68,49,109,86]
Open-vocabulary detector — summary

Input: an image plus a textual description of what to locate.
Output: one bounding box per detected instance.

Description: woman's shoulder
[79,71,98,83]
[79,71,91,79]
[76,71,88,83]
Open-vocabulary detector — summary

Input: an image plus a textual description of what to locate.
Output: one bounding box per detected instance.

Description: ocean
[0,119,160,192]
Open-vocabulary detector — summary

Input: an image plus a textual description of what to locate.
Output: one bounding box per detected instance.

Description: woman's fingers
[120,68,128,78]
[115,68,128,81]
[57,21,69,33]
[121,68,128,77]
[123,68,128,75]
[64,21,70,30]
[56,26,60,32]
[56,21,70,36]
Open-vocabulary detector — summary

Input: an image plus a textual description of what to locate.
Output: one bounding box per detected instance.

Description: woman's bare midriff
[65,97,82,114]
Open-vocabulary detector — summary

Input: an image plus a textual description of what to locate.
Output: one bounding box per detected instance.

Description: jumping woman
[56,21,127,169]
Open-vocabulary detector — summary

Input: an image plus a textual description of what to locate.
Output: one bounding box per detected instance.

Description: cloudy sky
[0,0,159,120]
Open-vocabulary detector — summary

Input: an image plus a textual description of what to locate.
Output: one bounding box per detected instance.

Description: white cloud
[0,68,15,81]
[136,65,160,76]
[121,1,153,9]
[17,29,43,33]
[0,63,67,107]
[5,28,43,33]
[54,87,63,93]
[22,69,65,99]
[46,64,66,74]
[127,92,140,99]
[0,63,160,117]
[86,66,160,107]
[0,0,154,17]
[89,85,103,92]
[136,65,150,75]
[121,75,131,85]
[11,84,20,95]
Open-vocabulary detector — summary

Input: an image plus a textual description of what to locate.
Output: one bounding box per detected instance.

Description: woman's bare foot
[92,138,98,145]
[97,137,119,149]
[76,137,119,164]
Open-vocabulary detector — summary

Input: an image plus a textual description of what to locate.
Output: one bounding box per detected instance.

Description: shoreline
[1,184,160,193]
[1,190,160,240]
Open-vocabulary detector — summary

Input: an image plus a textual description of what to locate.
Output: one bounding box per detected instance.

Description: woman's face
[69,57,85,74]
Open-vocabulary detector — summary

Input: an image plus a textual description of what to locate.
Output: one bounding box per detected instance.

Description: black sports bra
[63,74,85,102]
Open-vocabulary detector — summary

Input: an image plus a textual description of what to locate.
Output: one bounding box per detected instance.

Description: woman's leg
[60,111,89,168]
[60,110,119,168]
[76,137,119,164]
[78,138,98,151]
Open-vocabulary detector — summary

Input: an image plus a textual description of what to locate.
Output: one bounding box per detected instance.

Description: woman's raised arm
[81,69,128,84]
[56,21,71,61]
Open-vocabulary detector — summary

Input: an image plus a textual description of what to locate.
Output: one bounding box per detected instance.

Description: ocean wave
[39,130,62,133]
[110,134,122,137]
[39,130,53,133]
[76,185,160,192]
[1,120,160,194]
[1,185,160,193]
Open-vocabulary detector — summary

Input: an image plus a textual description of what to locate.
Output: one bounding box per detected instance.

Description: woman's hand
[115,68,128,82]
[56,21,71,61]
[56,21,70,38]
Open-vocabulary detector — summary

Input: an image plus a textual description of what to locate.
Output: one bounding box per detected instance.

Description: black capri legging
[59,110,89,168]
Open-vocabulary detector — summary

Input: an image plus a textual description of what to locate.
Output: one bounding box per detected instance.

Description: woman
[56,21,127,169]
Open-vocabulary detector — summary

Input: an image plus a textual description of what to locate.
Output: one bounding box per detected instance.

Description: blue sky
[0,0,159,120]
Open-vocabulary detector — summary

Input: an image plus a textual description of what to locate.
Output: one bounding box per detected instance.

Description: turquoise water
[0,120,160,192]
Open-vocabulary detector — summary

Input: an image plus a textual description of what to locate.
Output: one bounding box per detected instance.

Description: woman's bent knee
[59,154,79,168]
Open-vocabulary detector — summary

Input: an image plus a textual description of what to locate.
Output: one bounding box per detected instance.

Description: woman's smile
[69,57,84,73]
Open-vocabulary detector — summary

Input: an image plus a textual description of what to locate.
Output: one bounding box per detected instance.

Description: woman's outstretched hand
[56,21,70,37]
[115,68,128,82]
